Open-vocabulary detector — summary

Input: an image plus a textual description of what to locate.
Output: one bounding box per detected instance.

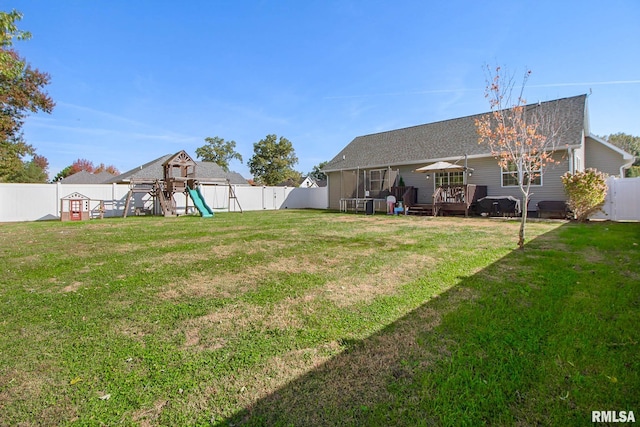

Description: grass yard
[0,210,638,426]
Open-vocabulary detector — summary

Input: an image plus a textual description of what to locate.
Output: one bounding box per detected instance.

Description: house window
[501,162,542,187]
[368,169,387,191]
[435,171,464,187]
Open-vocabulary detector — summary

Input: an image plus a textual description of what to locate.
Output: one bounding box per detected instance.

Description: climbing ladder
[122,180,158,218]
[122,179,177,217]
[153,180,177,217]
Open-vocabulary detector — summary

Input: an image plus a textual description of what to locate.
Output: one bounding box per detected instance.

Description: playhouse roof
[61,192,90,200]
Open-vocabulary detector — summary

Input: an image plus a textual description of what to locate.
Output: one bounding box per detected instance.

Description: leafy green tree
[309,161,327,182]
[9,153,48,182]
[248,134,298,186]
[561,169,608,221]
[52,165,73,182]
[602,133,640,160]
[195,136,243,172]
[0,9,54,182]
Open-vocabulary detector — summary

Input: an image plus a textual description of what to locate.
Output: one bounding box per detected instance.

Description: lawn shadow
[220,221,640,426]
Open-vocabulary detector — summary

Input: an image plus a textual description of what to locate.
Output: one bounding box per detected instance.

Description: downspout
[326,173,330,209]
[463,154,468,185]
[621,159,634,178]
[568,148,574,174]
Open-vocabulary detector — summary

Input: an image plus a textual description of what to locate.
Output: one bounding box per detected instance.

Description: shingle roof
[105,152,249,185]
[323,95,587,172]
[59,170,117,184]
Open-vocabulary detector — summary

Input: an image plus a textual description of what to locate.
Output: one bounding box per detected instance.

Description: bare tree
[475,66,568,249]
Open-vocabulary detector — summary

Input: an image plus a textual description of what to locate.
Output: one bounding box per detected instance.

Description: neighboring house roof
[276,177,304,187]
[105,153,249,185]
[323,95,588,172]
[59,171,116,184]
[277,176,319,187]
[300,176,318,188]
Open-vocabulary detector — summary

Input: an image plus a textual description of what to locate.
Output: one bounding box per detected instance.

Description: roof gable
[324,95,587,171]
[162,150,196,167]
[586,134,635,161]
[61,192,90,200]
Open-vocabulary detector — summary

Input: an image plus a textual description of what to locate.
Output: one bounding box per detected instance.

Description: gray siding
[397,153,570,210]
[585,137,625,177]
[469,154,570,209]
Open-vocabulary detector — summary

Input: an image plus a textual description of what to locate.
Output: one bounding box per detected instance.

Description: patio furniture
[476,196,521,217]
[537,200,569,219]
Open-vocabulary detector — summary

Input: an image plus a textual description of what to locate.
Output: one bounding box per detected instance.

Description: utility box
[365,199,374,215]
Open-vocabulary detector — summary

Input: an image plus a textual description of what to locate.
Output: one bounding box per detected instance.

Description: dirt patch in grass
[152,238,304,268]
[157,251,327,300]
[132,398,169,427]
[113,318,155,344]
[213,300,447,423]
[180,297,307,351]
[0,364,71,425]
[61,281,84,293]
[183,341,344,419]
[324,252,435,306]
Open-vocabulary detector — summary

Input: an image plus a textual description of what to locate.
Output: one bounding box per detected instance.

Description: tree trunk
[518,194,529,249]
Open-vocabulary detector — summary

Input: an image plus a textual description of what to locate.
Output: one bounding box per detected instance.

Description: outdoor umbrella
[414,161,465,173]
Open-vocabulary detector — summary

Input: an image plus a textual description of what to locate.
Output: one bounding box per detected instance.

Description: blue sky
[13,0,640,180]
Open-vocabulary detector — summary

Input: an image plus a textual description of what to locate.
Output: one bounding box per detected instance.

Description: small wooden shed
[60,192,91,221]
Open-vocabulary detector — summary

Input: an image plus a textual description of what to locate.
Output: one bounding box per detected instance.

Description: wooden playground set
[60,150,241,221]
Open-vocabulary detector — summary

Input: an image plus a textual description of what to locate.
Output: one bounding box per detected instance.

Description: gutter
[322,153,494,173]
[322,147,576,174]
[621,159,635,178]
[587,133,636,178]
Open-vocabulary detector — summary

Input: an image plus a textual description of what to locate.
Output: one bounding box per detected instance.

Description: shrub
[561,169,608,221]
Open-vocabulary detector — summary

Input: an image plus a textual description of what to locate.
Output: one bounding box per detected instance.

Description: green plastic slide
[187,186,214,217]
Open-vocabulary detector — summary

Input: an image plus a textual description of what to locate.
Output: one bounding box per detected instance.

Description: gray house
[323,94,634,215]
[105,153,248,185]
[58,170,118,184]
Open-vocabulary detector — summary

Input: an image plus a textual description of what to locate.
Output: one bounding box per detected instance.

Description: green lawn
[0,210,638,426]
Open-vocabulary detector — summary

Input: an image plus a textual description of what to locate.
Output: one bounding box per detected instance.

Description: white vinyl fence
[0,182,328,222]
[592,176,640,221]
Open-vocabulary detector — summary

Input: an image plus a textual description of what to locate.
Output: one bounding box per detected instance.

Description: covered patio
[412,161,487,217]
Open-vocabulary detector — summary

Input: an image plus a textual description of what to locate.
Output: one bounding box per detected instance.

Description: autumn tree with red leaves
[53,158,120,181]
[475,66,567,249]
[0,9,54,182]
[70,158,95,174]
[94,163,119,175]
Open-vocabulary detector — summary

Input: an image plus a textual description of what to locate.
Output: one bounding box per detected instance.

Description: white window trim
[368,168,387,192]
[434,171,464,189]
[500,164,543,188]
